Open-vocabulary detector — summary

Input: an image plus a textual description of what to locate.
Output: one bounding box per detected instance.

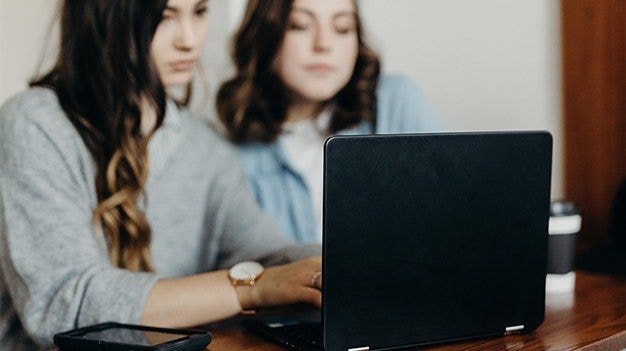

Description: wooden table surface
[205,271,626,351]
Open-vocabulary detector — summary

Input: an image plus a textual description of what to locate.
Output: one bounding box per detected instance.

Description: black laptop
[244,132,552,351]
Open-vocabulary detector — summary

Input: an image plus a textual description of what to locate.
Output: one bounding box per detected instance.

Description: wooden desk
[206,272,626,351]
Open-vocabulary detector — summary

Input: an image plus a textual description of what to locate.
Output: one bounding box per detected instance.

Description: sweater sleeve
[0,96,159,348]
[376,74,443,133]
[206,142,321,269]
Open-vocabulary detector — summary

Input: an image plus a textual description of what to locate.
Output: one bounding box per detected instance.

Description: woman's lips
[169,59,196,72]
[305,64,335,74]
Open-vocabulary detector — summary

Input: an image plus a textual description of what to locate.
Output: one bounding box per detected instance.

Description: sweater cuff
[77,267,160,327]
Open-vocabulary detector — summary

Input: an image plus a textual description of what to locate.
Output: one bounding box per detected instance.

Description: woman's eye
[334,17,356,34]
[287,17,311,31]
[288,23,309,31]
[335,27,354,34]
[195,6,208,17]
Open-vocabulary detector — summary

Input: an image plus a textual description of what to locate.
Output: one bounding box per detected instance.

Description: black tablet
[54,322,211,351]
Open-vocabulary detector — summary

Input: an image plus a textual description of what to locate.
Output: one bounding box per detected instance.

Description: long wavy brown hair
[216,0,380,143]
[31,0,176,272]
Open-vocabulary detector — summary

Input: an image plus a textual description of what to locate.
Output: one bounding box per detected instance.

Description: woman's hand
[236,256,322,310]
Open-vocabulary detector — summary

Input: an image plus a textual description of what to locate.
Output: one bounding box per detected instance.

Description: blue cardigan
[237,74,441,243]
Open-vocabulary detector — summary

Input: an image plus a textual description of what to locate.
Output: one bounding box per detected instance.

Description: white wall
[0,0,59,103]
[0,0,564,198]
[359,0,563,198]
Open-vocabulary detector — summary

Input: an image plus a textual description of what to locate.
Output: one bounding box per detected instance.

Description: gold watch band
[233,284,257,315]
[230,270,263,286]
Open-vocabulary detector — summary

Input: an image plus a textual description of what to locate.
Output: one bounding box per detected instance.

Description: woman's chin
[297,88,342,103]
[161,72,193,88]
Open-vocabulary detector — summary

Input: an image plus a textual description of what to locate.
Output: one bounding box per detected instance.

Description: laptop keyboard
[265,322,322,351]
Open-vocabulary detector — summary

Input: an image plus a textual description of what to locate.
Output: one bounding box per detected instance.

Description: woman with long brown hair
[217,0,441,243]
[0,1,322,350]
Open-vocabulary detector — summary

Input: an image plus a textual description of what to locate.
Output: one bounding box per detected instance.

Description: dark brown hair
[216,0,380,143]
[31,0,174,271]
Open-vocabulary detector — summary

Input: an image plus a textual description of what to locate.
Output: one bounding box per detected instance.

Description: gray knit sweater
[0,88,320,350]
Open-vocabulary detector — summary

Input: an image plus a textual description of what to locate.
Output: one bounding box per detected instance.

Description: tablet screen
[82,327,188,346]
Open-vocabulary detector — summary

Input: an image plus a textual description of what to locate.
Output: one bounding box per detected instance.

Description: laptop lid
[322,131,552,351]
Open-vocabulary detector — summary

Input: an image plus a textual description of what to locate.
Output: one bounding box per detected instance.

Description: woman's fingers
[299,287,322,308]
[306,256,322,266]
[309,271,322,290]
[254,256,323,309]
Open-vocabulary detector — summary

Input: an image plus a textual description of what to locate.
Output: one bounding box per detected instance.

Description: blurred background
[1,0,623,260]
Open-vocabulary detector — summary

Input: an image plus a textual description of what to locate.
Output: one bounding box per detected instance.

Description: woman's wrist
[234,284,255,311]
[229,262,265,311]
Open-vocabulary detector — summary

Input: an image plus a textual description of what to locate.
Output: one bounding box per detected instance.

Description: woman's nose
[174,19,197,51]
[313,26,332,53]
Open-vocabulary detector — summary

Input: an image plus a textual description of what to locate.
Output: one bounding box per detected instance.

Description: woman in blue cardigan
[217,0,441,243]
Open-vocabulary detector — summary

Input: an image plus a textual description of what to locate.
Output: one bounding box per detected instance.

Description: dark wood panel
[423,272,626,351]
[561,0,626,251]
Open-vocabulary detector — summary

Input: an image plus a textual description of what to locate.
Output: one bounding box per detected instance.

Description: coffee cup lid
[551,200,579,216]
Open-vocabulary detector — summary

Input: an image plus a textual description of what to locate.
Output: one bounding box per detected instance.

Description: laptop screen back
[322,132,552,350]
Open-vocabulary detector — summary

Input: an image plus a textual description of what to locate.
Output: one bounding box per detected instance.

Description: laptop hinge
[348,347,370,351]
[504,325,525,334]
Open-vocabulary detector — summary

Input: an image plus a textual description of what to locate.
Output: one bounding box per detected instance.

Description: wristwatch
[228,261,264,286]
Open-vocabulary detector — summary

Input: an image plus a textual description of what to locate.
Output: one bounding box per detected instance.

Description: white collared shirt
[279,110,332,242]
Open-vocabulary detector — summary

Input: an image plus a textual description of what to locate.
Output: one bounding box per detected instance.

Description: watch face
[230,261,264,280]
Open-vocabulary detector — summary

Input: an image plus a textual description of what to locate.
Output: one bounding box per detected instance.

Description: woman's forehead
[291,0,356,18]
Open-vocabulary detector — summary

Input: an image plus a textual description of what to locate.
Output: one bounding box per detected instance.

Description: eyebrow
[165,0,208,13]
[292,7,355,20]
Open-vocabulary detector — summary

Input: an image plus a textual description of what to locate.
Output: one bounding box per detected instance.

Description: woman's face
[151,0,210,87]
[274,0,359,104]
